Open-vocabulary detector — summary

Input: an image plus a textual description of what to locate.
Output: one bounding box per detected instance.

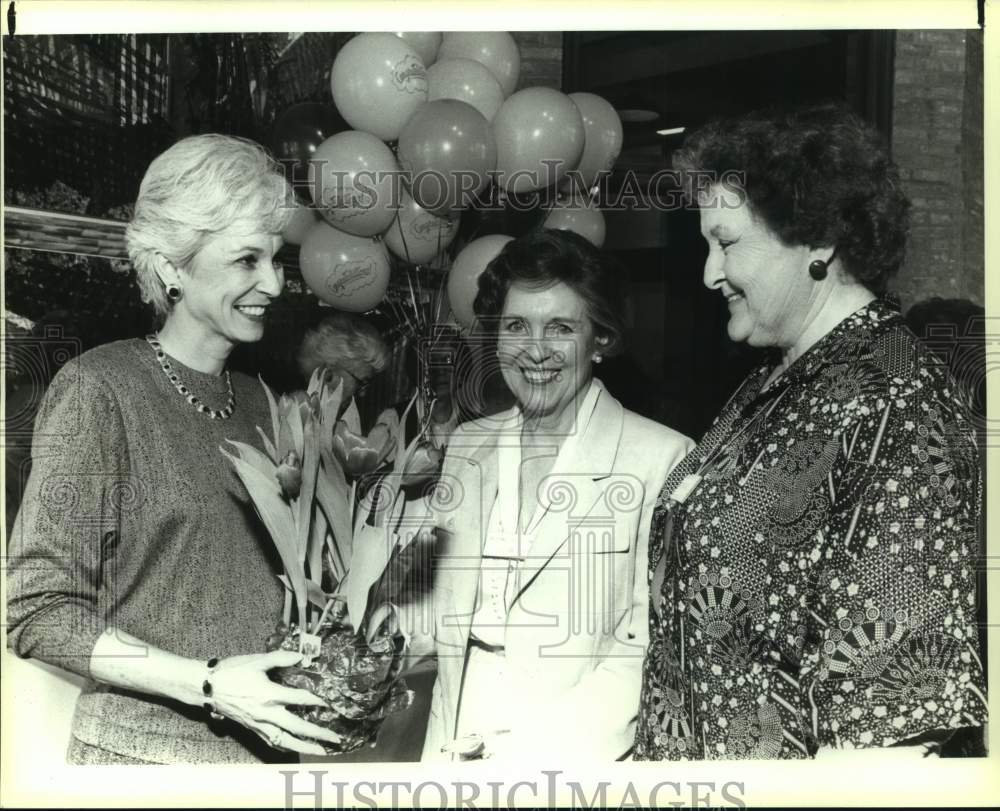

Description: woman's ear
[152,253,182,289]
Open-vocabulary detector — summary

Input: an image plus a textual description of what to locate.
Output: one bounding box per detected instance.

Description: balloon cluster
[273,32,623,326]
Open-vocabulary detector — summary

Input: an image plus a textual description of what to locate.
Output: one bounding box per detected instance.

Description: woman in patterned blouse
[634,104,987,760]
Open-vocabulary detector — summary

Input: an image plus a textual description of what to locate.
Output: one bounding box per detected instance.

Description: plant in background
[220,366,440,753]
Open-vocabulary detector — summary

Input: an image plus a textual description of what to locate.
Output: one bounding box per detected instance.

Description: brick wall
[962,30,984,301]
[891,30,984,309]
[512,31,563,90]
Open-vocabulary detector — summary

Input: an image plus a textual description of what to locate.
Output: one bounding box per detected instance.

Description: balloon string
[405,268,421,331]
[416,263,426,330]
[394,210,413,266]
[433,266,448,331]
[387,293,411,336]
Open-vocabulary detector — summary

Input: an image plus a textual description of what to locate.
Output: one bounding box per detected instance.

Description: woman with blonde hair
[7,134,341,763]
[296,310,390,401]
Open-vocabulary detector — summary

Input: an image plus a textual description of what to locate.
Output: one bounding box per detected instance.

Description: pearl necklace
[145,334,235,420]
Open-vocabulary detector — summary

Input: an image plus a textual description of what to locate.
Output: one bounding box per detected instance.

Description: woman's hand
[210,649,342,755]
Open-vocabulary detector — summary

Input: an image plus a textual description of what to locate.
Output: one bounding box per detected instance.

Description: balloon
[397,99,497,217]
[309,130,400,237]
[299,221,392,312]
[281,201,320,245]
[543,194,606,247]
[393,32,442,68]
[566,93,624,193]
[330,33,428,142]
[438,32,520,97]
[384,191,460,265]
[493,87,585,194]
[428,58,504,122]
[271,103,344,179]
[447,234,514,328]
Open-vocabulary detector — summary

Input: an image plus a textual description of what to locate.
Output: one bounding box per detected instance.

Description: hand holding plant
[220,366,443,753]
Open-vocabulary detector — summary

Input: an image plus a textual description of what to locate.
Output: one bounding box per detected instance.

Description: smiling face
[497,281,601,428]
[699,185,816,350]
[173,220,285,349]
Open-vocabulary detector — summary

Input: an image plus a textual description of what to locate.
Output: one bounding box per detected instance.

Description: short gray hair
[126,134,295,316]
[297,312,390,383]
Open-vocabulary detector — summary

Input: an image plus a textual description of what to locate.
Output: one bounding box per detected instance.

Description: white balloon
[392,32,443,68]
[438,32,520,97]
[447,234,514,328]
[567,92,624,192]
[384,191,460,265]
[428,58,505,122]
[330,33,428,142]
[543,194,606,247]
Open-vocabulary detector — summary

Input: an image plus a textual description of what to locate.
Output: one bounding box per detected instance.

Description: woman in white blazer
[403,229,693,762]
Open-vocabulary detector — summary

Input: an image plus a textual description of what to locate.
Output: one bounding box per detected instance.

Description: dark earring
[166,284,183,302]
[808,260,828,281]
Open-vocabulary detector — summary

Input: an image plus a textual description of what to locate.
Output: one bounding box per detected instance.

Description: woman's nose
[257,260,285,296]
[703,250,726,291]
[522,337,548,363]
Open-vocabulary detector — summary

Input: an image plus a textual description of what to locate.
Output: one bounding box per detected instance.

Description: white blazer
[404,380,693,761]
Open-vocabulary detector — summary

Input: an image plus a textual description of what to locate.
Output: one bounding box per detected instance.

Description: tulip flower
[275,450,303,499]
[399,441,443,486]
[331,410,398,477]
[290,388,321,422]
[276,393,305,461]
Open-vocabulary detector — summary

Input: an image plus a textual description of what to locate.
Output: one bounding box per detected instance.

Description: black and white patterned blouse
[634,300,987,759]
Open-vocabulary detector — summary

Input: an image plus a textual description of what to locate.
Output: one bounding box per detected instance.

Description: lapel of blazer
[436,409,510,646]
[512,382,624,602]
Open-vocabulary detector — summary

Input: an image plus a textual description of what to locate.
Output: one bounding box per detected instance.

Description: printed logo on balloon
[327,259,379,298]
[391,55,428,95]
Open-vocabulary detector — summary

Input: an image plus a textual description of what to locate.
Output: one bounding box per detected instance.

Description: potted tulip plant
[220,366,442,753]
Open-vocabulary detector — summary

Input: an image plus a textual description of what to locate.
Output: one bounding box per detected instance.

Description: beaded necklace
[145,334,235,420]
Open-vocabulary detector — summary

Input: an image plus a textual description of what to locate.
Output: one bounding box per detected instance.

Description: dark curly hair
[473,228,627,357]
[673,103,911,293]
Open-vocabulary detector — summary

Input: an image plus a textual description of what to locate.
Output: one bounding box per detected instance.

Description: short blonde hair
[297,312,390,383]
[126,134,295,316]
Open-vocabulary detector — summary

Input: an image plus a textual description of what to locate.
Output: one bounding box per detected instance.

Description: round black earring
[166,284,183,302]
[808,260,828,281]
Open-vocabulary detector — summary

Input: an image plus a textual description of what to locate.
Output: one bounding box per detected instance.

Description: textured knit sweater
[6,338,288,763]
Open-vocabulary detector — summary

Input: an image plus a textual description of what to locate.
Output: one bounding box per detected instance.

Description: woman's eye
[238,255,258,268]
[503,320,526,333]
[547,323,572,336]
[272,260,284,274]
[718,240,735,252]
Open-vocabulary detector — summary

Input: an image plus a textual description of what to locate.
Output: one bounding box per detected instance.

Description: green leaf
[287,395,305,459]
[393,391,420,475]
[316,449,354,572]
[342,397,362,437]
[319,377,345,432]
[256,426,278,463]
[283,573,331,610]
[225,439,278,481]
[306,578,331,610]
[306,365,324,396]
[297,418,320,564]
[307,499,327,587]
[340,523,399,630]
[221,446,307,627]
